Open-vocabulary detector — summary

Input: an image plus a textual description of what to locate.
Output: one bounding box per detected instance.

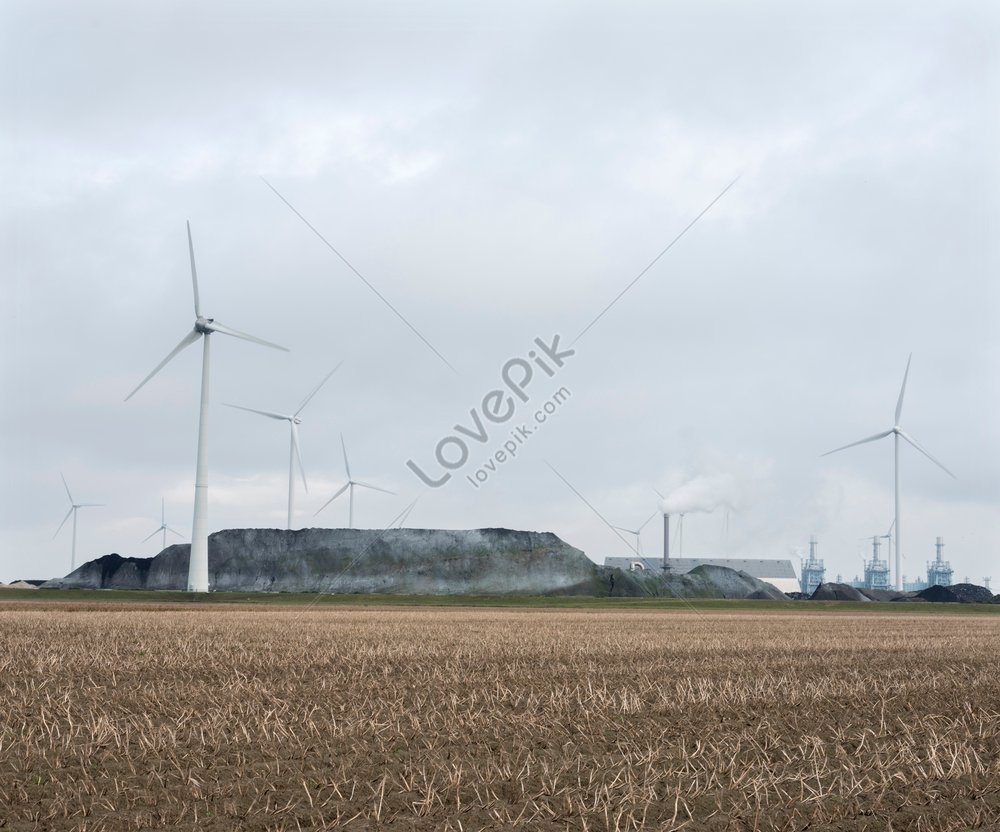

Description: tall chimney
[662,513,670,570]
[935,536,944,563]
[809,535,817,560]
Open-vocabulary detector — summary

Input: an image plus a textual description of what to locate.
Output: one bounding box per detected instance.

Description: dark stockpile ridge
[43,528,786,600]
[918,583,996,604]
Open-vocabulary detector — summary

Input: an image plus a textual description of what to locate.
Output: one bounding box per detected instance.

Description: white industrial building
[603,555,800,594]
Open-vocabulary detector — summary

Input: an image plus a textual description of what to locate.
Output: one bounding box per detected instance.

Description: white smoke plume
[658,473,742,515]
[657,456,771,516]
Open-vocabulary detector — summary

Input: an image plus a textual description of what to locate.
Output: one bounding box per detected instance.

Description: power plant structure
[926,536,954,587]
[605,511,799,593]
[863,536,890,590]
[799,535,825,595]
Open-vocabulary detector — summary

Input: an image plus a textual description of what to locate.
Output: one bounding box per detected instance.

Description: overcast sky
[2,1,997,586]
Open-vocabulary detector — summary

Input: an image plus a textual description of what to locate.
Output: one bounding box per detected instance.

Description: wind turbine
[612,510,658,556]
[125,222,288,592]
[314,434,394,528]
[143,498,185,552]
[54,474,103,572]
[224,361,343,529]
[822,354,955,591]
[879,519,895,584]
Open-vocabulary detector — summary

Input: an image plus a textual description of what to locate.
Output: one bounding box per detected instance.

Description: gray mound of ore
[810,582,872,602]
[43,528,786,599]
[918,583,995,604]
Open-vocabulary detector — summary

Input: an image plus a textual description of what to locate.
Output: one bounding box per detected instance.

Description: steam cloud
[658,472,748,516]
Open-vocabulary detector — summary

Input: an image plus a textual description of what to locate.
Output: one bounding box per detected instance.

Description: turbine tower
[224,361,343,529]
[612,510,658,556]
[314,434,394,528]
[126,222,288,592]
[143,498,184,551]
[822,354,955,590]
[54,474,103,572]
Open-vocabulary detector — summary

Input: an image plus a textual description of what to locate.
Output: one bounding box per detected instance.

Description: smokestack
[662,512,670,570]
[809,535,817,560]
[935,536,944,563]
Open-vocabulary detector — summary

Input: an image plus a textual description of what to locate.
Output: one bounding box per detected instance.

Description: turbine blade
[638,510,659,531]
[291,422,307,492]
[652,488,665,499]
[141,528,162,543]
[397,497,419,528]
[205,320,288,352]
[353,481,395,495]
[898,430,957,479]
[223,402,290,421]
[340,434,352,479]
[166,526,185,537]
[821,429,893,456]
[53,507,73,538]
[125,328,202,401]
[76,503,104,507]
[187,221,201,318]
[895,353,912,425]
[295,360,344,416]
[60,472,74,504]
[314,482,350,516]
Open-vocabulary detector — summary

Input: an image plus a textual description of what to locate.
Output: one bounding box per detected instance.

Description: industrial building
[863,536,891,590]
[604,512,799,593]
[799,536,825,595]
[926,537,954,587]
[604,555,800,593]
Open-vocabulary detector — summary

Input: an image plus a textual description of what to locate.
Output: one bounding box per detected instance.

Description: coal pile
[859,588,913,602]
[917,583,995,604]
[43,528,785,600]
[810,583,871,602]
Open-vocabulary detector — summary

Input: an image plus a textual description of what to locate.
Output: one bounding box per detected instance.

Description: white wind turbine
[54,473,103,572]
[612,510,658,556]
[143,498,185,552]
[126,222,288,592]
[224,362,343,529]
[314,434,394,528]
[822,354,955,591]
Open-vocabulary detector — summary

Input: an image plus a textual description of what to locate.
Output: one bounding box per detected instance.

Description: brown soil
[0,604,997,831]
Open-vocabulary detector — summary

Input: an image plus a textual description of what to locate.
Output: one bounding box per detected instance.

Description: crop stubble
[0,604,998,831]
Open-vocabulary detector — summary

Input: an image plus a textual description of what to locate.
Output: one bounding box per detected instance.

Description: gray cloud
[2,0,997,585]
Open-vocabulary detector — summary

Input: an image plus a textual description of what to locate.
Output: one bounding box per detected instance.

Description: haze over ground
[2,1,997,584]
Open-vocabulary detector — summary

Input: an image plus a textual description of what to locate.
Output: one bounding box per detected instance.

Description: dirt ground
[1,603,997,830]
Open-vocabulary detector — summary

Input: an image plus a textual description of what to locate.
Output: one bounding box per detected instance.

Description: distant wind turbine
[125,222,288,592]
[54,473,103,572]
[143,498,185,551]
[314,434,394,528]
[879,519,895,582]
[224,361,343,529]
[612,510,658,556]
[822,354,955,591]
